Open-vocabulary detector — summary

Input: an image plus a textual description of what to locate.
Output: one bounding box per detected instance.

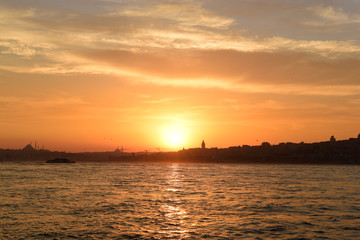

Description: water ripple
[1,163,359,239]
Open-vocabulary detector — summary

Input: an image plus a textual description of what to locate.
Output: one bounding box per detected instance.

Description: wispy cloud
[0,39,37,57]
[146,77,360,97]
[110,2,233,29]
[307,5,360,26]
[1,0,359,58]
[0,95,86,108]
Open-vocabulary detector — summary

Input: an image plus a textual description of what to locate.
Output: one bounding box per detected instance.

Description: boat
[46,158,75,163]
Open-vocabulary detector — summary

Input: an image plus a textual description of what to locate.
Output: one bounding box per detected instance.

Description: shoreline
[1,135,360,165]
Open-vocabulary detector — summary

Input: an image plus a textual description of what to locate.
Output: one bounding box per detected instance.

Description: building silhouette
[201,140,206,149]
[22,144,36,152]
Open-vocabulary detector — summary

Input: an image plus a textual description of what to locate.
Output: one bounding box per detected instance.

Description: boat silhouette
[46,158,75,163]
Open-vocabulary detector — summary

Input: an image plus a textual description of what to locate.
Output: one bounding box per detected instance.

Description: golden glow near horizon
[0,0,359,152]
[162,124,188,150]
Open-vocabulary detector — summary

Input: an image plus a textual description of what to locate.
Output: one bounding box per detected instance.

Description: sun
[162,124,187,149]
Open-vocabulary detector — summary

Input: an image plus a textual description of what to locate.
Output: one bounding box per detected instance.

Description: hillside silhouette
[1,134,360,164]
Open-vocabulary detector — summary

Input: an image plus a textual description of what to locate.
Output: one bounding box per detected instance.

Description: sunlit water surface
[1,162,359,239]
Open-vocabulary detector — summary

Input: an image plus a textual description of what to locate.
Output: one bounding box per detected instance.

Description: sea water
[1,162,359,239]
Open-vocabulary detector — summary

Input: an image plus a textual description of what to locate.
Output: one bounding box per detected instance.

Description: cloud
[148,77,360,97]
[0,6,36,20]
[310,5,360,24]
[303,4,360,30]
[316,5,349,22]
[0,39,37,57]
[111,2,234,29]
[72,48,360,86]
[0,95,86,108]
[0,0,359,97]
[1,0,359,62]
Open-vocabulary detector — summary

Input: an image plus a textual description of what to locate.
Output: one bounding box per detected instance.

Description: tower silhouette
[201,140,206,149]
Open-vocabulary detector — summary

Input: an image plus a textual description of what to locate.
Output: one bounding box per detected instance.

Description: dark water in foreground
[1,163,359,240]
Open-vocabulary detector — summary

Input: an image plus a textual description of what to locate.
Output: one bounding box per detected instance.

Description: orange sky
[1,0,360,152]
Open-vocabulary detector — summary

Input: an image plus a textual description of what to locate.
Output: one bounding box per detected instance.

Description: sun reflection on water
[161,164,190,239]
